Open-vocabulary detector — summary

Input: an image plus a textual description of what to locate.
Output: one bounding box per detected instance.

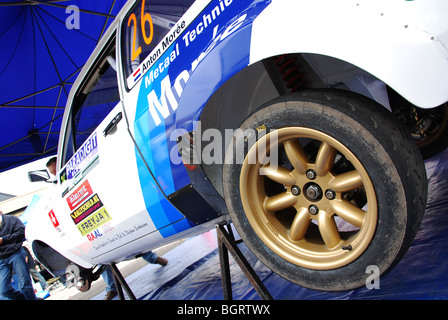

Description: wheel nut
[325,189,336,200]
[306,184,321,200]
[291,185,301,196]
[309,205,319,215]
[306,169,316,180]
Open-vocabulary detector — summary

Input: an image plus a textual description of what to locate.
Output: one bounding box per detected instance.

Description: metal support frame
[216,223,273,300]
[104,223,273,300]
[109,262,136,300]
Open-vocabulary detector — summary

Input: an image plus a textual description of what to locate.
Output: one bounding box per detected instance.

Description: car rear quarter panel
[249,0,448,109]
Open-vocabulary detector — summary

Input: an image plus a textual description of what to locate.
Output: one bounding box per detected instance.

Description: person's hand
[0,237,3,245]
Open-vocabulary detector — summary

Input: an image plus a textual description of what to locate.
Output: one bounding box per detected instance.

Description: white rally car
[26,0,448,292]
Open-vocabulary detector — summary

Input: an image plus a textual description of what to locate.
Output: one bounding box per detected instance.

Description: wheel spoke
[264,193,297,212]
[283,139,308,174]
[289,207,311,241]
[329,170,363,192]
[260,165,296,186]
[315,142,337,176]
[330,199,365,228]
[318,212,341,248]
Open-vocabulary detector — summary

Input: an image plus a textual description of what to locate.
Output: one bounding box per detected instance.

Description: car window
[62,39,120,165]
[121,0,194,87]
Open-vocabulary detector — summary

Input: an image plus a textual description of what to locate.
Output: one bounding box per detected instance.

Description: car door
[55,34,159,264]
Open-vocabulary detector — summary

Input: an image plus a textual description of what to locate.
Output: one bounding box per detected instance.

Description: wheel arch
[31,240,74,278]
[25,203,94,276]
[195,59,280,197]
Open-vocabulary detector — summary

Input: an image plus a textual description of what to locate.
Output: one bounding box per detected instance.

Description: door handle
[103,112,123,137]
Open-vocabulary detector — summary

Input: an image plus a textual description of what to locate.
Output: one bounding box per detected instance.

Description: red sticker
[66,180,93,210]
[48,210,59,228]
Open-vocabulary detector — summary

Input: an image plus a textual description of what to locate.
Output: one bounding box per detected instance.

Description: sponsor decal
[49,209,65,235]
[87,229,103,242]
[70,193,103,224]
[66,132,98,180]
[76,207,111,237]
[66,180,93,210]
[69,192,112,237]
[48,210,59,228]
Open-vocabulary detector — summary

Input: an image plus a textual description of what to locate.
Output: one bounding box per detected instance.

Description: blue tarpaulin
[0,0,128,172]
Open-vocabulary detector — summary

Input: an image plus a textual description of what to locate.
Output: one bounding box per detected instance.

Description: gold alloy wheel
[239,127,378,270]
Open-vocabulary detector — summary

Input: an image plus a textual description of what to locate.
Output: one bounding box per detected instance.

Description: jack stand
[110,262,137,300]
[216,223,273,300]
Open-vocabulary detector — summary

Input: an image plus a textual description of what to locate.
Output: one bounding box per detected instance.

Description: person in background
[0,209,36,300]
[46,157,57,176]
[102,251,168,300]
[23,245,48,291]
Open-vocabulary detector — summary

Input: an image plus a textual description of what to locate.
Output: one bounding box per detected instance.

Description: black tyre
[223,89,427,291]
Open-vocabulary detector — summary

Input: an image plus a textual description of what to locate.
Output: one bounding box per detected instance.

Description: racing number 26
[127,0,154,61]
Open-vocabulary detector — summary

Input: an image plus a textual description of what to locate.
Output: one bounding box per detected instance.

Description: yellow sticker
[256,124,267,132]
[76,207,111,236]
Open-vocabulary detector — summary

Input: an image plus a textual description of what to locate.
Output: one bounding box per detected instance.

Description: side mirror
[28,169,50,182]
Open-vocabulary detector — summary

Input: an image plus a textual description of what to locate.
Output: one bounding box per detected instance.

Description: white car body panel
[250,0,448,108]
